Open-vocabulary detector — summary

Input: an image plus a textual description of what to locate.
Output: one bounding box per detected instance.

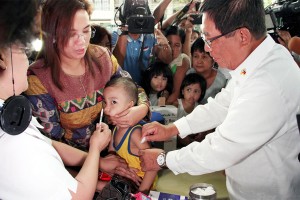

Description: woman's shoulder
[89,44,111,58]
[214,70,227,86]
[28,59,50,77]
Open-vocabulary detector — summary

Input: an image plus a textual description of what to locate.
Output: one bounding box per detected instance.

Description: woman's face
[60,9,92,61]
[167,35,182,59]
[150,74,168,93]
[192,50,214,74]
[0,44,29,100]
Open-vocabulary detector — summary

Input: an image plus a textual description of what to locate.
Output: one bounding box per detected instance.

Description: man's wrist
[166,123,180,137]
[157,151,168,169]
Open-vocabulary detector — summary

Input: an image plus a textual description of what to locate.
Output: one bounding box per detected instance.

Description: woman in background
[90,24,112,51]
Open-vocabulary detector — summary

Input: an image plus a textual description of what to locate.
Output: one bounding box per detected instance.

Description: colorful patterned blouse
[25,45,149,151]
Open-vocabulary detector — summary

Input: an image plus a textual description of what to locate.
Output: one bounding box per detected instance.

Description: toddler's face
[182,83,201,104]
[103,85,133,117]
[150,74,167,93]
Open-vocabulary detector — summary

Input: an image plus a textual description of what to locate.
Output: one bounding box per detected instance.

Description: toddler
[141,62,173,106]
[174,73,207,148]
[175,73,206,119]
[103,77,157,195]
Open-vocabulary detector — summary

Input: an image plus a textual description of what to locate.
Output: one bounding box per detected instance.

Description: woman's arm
[25,75,64,140]
[109,58,150,127]
[154,29,173,64]
[153,0,172,25]
[52,140,87,166]
[70,123,111,200]
[167,57,190,104]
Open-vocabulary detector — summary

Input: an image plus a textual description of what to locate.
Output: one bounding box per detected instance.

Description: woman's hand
[89,123,111,152]
[109,104,148,128]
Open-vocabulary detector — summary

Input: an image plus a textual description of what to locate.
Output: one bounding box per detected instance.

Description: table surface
[155,169,229,200]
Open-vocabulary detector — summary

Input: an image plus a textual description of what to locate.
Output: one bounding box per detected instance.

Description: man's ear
[0,53,7,70]
[239,27,251,45]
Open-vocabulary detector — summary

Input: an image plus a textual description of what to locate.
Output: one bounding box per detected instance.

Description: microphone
[288,36,300,55]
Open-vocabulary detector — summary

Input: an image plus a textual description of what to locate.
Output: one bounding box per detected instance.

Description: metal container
[189,183,217,200]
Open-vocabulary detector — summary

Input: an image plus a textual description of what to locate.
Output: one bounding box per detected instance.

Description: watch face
[157,154,165,166]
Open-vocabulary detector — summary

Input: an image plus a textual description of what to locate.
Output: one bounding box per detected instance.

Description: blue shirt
[112,32,156,84]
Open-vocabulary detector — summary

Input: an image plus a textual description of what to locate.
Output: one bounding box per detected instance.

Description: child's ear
[129,100,134,107]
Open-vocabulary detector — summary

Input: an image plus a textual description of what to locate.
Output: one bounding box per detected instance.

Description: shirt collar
[127,34,144,42]
[229,35,276,85]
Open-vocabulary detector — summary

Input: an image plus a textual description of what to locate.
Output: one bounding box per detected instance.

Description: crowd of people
[0,0,300,199]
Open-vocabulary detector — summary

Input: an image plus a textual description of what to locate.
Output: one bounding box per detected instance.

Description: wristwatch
[157,151,167,169]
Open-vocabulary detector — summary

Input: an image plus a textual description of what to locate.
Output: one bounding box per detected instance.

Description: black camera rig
[265,0,300,39]
[115,0,155,34]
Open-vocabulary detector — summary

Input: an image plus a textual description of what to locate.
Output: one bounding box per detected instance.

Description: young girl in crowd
[174,73,207,148]
[187,38,227,104]
[141,62,173,106]
[174,73,206,119]
[100,77,157,197]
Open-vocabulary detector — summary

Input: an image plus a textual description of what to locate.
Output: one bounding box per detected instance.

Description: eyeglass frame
[68,26,96,42]
[201,27,243,49]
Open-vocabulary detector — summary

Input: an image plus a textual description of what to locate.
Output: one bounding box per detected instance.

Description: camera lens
[135,19,147,27]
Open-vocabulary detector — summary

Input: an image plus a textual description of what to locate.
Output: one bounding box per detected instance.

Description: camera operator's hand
[277,30,292,51]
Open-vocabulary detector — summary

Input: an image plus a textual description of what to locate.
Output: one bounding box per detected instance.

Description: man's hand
[141,121,178,142]
[139,148,165,171]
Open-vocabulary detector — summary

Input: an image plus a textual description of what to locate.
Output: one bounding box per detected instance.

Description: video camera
[265,0,300,41]
[117,0,155,34]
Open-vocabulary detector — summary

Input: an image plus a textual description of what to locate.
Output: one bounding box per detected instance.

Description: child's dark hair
[141,61,173,98]
[191,37,206,54]
[179,73,207,103]
[104,77,138,105]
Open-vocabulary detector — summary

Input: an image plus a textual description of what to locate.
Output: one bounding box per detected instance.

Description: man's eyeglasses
[69,26,96,42]
[201,27,243,49]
